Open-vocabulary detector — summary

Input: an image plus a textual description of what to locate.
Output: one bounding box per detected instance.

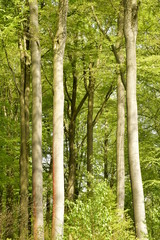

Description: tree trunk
[19,38,29,240]
[19,38,28,239]
[28,193,32,237]
[87,62,95,187]
[116,2,125,213]
[116,74,125,212]
[124,0,148,238]
[0,188,2,237]
[104,123,108,180]
[46,150,52,226]
[67,55,77,201]
[66,52,88,201]
[6,177,14,239]
[29,0,44,239]
[52,0,68,239]
[19,16,30,239]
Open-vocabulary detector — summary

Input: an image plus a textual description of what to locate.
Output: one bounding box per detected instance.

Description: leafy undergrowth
[64,179,136,240]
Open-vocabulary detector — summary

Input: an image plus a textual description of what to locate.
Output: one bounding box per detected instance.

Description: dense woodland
[0,0,160,239]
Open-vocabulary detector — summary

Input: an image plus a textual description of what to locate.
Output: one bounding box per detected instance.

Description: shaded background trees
[0,0,160,239]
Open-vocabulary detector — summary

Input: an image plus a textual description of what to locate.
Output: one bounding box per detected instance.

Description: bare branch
[73,91,88,121]
[92,84,114,126]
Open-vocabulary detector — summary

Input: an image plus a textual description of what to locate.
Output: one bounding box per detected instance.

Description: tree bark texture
[117,74,125,212]
[124,0,148,238]
[116,2,125,213]
[19,29,30,239]
[29,0,44,239]
[52,0,68,239]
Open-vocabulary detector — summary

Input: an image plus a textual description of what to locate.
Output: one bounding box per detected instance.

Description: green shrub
[64,180,135,240]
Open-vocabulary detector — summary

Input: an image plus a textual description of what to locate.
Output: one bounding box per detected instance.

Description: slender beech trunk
[44,119,53,227]
[52,0,68,239]
[19,38,27,239]
[67,56,77,201]
[29,0,44,239]
[19,14,30,238]
[19,35,30,239]
[124,0,148,238]
[116,3,125,213]
[46,148,52,226]
[104,123,108,180]
[25,37,30,238]
[117,74,125,212]
[68,118,76,200]
[87,62,95,187]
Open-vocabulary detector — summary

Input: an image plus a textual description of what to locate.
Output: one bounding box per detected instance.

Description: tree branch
[2,39,20,94]
[77,84,114,150]
[92,84,114,126]
[82,54,88,92]
[64,71,72,102]
[73,91,88,120]
[91,6,126,90]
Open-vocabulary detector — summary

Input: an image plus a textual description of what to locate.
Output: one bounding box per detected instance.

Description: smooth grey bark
[52,0,68,239]
[124,0,148,238]
[29,0,44,239]
[116,3,125,213]
[117,74,125,212]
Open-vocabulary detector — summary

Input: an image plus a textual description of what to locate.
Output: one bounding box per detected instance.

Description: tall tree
[52,0,68,239]
[19,32,30,240]
[124,0,148,238]
[67,51,78,201]
[87,62,95,187]
[29,0,44,239]
[19,3,30,237]
[116,2,125,214]
[66,52,88,201]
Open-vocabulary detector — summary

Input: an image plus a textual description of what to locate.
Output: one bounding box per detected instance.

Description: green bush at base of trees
[64,179,135,240]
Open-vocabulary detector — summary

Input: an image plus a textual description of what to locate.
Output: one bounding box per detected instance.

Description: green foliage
[64,180,135,240]
[0,0,160,238]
